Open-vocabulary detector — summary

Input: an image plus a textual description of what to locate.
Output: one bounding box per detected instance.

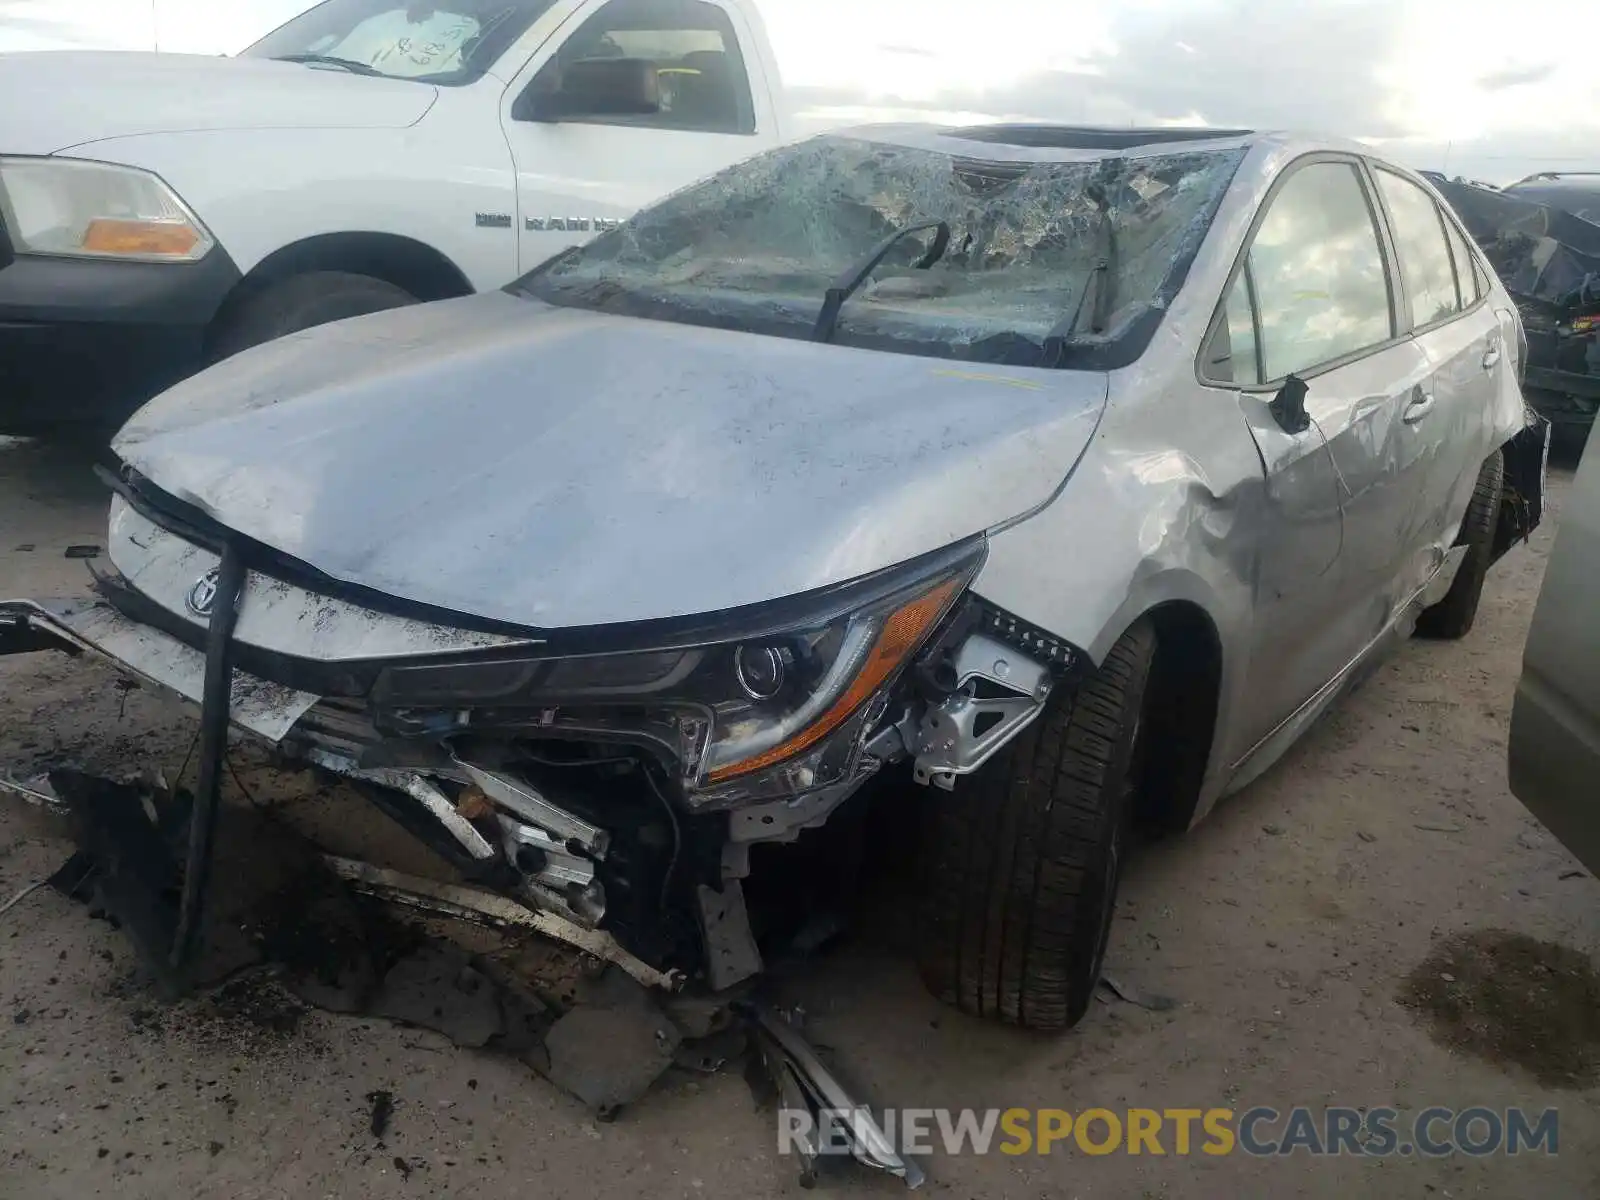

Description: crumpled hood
[115,293,1107,630]
[0,52,435,155]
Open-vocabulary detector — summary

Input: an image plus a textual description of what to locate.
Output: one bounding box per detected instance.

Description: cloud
[0,4,115,48]
[796,2,1414,139]
[1476,63,1556,91]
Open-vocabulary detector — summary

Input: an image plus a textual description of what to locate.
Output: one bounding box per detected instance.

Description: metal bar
[458,761,610,858]
[169,544,245,972]
[307,750,496,860]
[320,856,682,993]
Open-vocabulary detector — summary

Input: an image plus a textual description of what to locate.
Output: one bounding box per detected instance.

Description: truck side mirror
[519,58,662,122]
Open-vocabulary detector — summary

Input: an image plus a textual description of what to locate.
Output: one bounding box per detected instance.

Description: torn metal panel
[749,1007,926,1190]
[0,598,318,742]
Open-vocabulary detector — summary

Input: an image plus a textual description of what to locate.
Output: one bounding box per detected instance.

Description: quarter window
[523,0,755,135]
[1376,168,1462,327]
[1203,270,1262,385]
[1245,161,1394,382]
[1443,218,1481,306]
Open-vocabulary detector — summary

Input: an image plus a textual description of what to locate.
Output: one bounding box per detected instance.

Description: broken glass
[521,134,1246,367]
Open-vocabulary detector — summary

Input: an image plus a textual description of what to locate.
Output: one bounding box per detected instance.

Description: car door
[500,0,777,272]
[1369,165,1505,607]
[1201,157,1432,761]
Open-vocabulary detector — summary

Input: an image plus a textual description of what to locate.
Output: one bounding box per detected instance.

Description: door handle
[1482,346,1502,371]
[1403,388,1436,424]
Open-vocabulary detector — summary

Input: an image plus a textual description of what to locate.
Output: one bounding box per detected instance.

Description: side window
[1443,217,1481,306]
[1247,161,1394,382]
[522,0,755,135]
[1375,168,1461,327]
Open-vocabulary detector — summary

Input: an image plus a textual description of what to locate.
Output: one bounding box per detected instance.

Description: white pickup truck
[0,0,789,435]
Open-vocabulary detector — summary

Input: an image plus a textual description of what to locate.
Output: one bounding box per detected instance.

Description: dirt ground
[2,434,1598,1199]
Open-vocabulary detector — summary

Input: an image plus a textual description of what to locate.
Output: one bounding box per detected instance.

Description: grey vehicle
[1509,433,1599,873]
[0,124,1549,1030]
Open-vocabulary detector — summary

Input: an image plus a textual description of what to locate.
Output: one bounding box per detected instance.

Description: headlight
[0,157,214,262]
[373,545,984,807]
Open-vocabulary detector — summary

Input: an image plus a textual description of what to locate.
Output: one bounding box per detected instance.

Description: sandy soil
[2,435,1598,1199]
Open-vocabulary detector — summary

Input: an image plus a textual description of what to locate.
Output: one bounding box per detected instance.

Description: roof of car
[827,123,1375,166]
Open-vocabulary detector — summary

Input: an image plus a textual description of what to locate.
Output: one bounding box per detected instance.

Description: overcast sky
[1,0,1593,183]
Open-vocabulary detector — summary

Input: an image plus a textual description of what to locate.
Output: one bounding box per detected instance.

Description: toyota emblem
[186,567,221,618]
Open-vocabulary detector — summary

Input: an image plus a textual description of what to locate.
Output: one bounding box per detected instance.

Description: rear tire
[1416,450,1504,640]
[915,620,1156,1031]
[210,271,417,360]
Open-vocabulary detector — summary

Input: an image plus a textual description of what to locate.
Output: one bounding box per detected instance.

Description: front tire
[1416,450,1504,640]
[915,620,1156,1031]
[210,271,417,360]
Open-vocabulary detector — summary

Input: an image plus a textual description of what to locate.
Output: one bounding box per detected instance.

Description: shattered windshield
[515,134,1247,367]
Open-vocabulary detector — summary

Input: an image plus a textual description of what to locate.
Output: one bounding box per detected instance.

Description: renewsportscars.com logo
[779,1106,1560,1159]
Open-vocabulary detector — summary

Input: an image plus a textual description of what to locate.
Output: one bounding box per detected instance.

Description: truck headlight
[0,157,214,262]
[372,545,984,808]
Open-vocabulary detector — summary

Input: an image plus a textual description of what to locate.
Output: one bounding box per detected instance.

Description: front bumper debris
[3,769,922,1187]
[1,597,318,742]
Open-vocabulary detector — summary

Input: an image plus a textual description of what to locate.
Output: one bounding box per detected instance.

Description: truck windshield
[515,134,1246,368]
[242,0,560,85]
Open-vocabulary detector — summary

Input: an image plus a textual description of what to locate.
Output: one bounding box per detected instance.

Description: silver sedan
[1,124,1549,1030]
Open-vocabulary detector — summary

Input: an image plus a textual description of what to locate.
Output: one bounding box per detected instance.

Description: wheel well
[206,231,474,352]
[1133,601,1222,836]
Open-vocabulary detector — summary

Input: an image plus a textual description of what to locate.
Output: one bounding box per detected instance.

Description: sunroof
[948,124,1254,151]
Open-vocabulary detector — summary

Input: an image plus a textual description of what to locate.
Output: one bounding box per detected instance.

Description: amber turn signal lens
[706,577,963,783]
[81,218,201,258]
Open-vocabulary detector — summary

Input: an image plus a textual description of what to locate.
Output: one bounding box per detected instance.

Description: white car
[0,0,789,435]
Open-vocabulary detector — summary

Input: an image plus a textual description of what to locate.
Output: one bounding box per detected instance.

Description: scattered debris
[1262,824,1285,836]
[63,544,101,560]
[1356,830,1378,844]
[1099,974,1178,1013]
[1415,823,1465,834]
[1560,869,1586,881]
[372,946,502,1049]
[545,985,683,1119]
[1,768,926,1189]
[13,543,35,552]
[366,1090,395,1140]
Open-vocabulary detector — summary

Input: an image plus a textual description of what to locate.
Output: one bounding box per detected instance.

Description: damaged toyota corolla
[2,125,1549,1031]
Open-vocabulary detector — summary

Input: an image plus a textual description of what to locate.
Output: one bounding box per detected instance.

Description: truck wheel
[1416,450,1505,640]
[211,271,416,360]
[915,619,1155,1031]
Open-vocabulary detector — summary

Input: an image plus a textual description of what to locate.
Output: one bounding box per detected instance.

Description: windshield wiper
[811,220,951,344]
[1040,175,1120,366]
[271,53,384,77]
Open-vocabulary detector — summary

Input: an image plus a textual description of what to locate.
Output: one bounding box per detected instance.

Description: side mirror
[1269,374,1312,434]
[519,57,661,122]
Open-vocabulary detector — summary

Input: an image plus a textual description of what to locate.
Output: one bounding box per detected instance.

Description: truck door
[500,0,779,273]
